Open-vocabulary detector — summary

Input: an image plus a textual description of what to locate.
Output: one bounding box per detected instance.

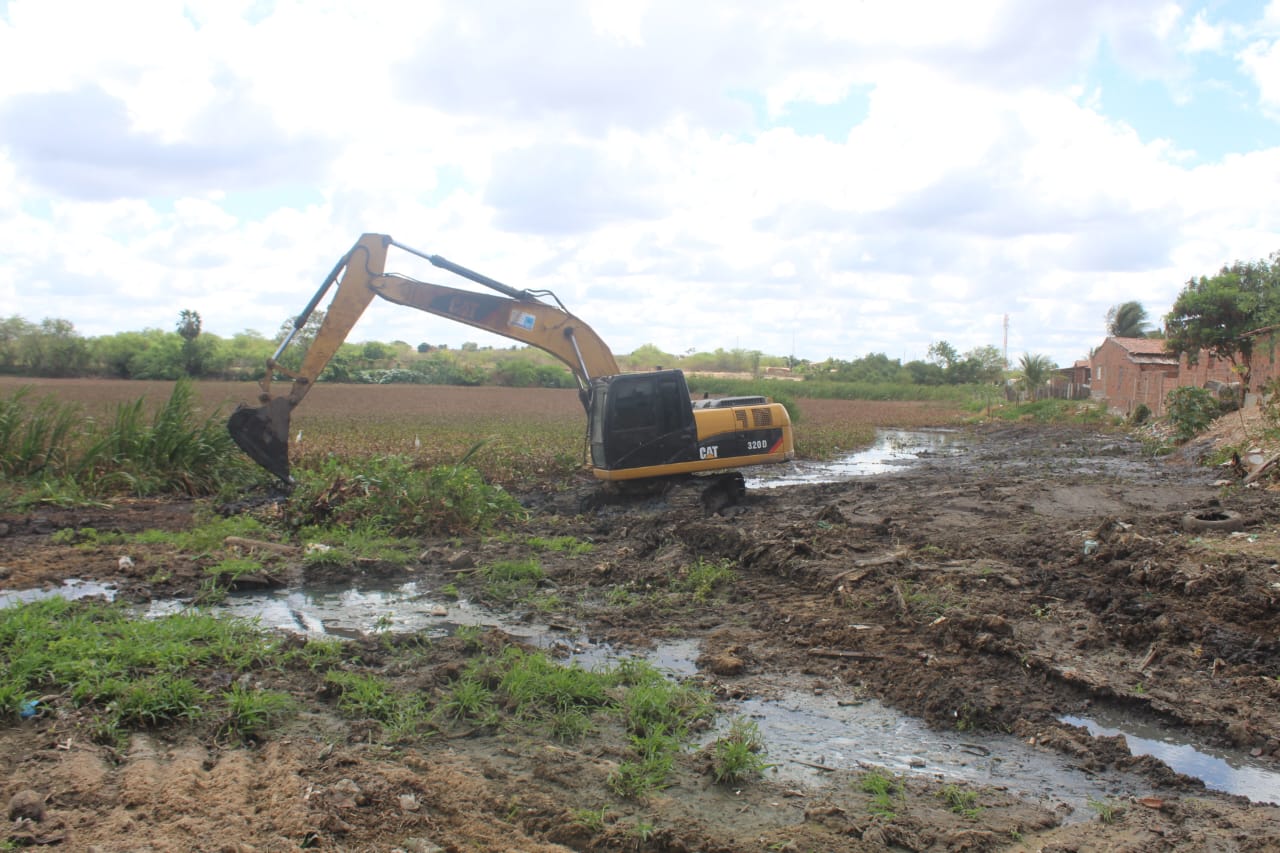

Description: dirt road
[2,423,1278,851]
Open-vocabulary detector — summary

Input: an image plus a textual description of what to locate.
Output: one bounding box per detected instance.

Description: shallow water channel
[4,429,1277,813]
[746,428,966,488]
[1062,711,1280,804]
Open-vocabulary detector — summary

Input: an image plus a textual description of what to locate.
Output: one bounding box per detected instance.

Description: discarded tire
[1181,510,1246,533]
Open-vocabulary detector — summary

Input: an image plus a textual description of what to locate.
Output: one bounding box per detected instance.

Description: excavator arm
[228,233,619,482]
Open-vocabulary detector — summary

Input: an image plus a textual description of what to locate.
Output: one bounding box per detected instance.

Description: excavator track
[582,471,746,516]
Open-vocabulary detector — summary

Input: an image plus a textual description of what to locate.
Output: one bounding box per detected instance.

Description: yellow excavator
[228,234,794,499]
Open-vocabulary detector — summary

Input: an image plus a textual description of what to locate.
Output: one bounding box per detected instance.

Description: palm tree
[177,309,202,342]
[1018,353,1055,401]
[1106,301,1150,338]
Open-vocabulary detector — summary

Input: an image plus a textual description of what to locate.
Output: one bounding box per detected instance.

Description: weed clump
[860,768,904,819]
[710,717,768,784]
[286,454,524,535]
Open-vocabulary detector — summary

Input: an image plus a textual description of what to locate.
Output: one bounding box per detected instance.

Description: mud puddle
[746,428,965,488]
[1062,711,1280,804]
[5,578,1270,816]
[725,685,1156,822]
[145,582,559,644]
[0,579,118,608]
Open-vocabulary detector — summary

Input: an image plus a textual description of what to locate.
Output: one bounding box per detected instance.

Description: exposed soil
[3,423,1280,851]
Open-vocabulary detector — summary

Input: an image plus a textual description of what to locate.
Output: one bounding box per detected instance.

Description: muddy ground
[2,422,1279,851]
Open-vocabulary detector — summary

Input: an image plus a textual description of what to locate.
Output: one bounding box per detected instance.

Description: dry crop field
[0,377,966,487]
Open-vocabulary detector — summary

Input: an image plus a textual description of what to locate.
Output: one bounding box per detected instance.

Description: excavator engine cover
[227,396,294,483]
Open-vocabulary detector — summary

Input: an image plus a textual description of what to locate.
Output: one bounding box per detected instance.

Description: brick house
[1049,359,1091,399]
[1089,337,1181,416]
[1088,331,1280,416]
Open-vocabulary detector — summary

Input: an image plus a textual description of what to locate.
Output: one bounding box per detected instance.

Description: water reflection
[1062,713,1280,804]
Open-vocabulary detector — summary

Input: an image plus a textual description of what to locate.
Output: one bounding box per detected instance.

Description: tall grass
[0,380,248,500]
[0,387,81,477]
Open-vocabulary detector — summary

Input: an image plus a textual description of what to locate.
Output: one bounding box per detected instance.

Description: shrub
[1164,386,1219,442]
[1261,378,1280,432]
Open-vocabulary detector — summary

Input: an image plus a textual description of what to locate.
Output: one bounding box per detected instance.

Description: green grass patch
[1087,796,1124,824]
[480,557,545,603]
[324,670,420,727]
[527,535,594,555]
[65,512,272,555]
[206,556,267,583]
[983,398,1119,426]
[297,523,415,567]
[939,784,983,819]
[860,768,904,819]
[673,557,737,604]
[221,684,298,741]
[0,599,278,732]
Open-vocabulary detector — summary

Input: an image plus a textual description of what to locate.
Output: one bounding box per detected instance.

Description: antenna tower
[1003,314,1009,368]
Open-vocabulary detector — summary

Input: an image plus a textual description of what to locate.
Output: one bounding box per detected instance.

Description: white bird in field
[414,435,421,449]
[296,430,303,443]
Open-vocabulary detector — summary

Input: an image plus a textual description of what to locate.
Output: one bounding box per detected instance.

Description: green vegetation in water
[205,556,266,583]
[796,421,878,460]
[0,598,286,741]
[297,522,415,567]
[1087,796,1124,824]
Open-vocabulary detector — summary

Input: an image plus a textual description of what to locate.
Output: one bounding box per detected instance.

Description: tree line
[0,308,1024,389]
[0,311,575,388]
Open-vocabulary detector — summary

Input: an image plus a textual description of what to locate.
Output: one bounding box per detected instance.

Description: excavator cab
[588,370,698,472]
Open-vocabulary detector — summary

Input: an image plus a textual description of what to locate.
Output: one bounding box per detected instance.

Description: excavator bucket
[227,396,294,484]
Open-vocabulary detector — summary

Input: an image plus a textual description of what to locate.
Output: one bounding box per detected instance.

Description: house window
[1096,366,1103,381]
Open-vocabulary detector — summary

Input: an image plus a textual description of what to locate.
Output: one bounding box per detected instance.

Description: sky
[1,0,1278,370]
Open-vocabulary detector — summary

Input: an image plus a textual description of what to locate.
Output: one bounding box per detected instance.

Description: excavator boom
[228,233,618,481]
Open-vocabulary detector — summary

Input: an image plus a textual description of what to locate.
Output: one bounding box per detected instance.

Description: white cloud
[1240,36,1280,111]
[0,0,1278,371]
[1184,10,1225,52]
